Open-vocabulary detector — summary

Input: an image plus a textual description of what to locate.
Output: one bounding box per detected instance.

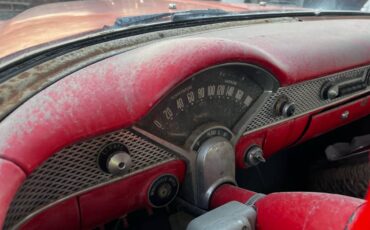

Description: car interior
[0,1,369,230]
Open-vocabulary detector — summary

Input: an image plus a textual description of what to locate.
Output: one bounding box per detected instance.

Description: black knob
[148,175,179,208]
[282,102,296,117]
[274,95,295,118]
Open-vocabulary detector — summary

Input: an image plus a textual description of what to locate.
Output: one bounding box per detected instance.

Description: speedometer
[138,64,278,146]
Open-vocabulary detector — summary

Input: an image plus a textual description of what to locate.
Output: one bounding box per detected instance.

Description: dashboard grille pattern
[246,67,369,131]
[4,129,175,229]
[5,65,370,229]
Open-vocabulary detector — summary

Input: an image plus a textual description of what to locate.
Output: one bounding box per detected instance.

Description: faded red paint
[19,198,80,230]
[209,184,256,209]
[0,16,370,229]
[211,185,365,230]
[255,193,364,230]
[351,188,370,230]
[18,160,185,229]
[0,37,280,174]
[300,96,370,142]
[0,159,26,228]
[79,160,185,228]
[0,0,292,59]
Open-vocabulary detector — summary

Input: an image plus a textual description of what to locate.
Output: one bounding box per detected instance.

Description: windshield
[0,0,369,59]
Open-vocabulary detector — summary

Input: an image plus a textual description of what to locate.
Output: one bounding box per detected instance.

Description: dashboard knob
[274,95,295,118]
[281,102,296,117]
[327,87,339,99]
[107,151,132,175]
[244,146,266,167]
[321,81,339,100]
[98,142,132,175]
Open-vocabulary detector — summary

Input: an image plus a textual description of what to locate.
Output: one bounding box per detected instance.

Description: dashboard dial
[138,64,276,146]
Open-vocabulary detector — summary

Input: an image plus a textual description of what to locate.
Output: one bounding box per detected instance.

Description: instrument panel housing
[1,18,370,229]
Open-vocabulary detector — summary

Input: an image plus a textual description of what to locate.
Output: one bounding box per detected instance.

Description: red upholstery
[351,187,370,230]
[211,184,366,230]
[255,192,364,230]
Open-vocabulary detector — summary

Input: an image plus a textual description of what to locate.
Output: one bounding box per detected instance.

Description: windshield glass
[0,0,369,59]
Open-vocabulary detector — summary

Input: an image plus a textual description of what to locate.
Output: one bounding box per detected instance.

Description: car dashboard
[0,16,369,229]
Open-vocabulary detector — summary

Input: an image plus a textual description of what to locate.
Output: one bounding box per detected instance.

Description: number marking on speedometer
[198,88,205,99]
[176,98,184,110]
[226,86,234,97]
[235,89,244,100]
[138,65,267,146]
[163,107,174,120]
[187,91,195,104]
[244,96,253,107]
[208,85,216,96]
[154,120,164,129]
[217,85,225,96]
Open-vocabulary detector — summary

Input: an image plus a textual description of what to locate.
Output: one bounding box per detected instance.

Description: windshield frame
[1,9,370,81]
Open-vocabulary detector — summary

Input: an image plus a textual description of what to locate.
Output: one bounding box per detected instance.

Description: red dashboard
[0,17,369,229]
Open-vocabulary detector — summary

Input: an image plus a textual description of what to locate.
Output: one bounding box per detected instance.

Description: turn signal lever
[187,184,365,230]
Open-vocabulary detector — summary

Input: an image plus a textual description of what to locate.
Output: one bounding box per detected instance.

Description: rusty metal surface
[0,17,295,122]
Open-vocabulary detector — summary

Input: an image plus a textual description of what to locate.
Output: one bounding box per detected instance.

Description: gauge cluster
[138,64,278,146]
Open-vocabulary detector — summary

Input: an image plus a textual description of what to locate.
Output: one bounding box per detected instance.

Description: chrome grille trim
[245,66,370,132]
[5,129,176,229]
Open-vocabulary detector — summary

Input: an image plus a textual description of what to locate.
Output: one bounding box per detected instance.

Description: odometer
[138,64,275,146]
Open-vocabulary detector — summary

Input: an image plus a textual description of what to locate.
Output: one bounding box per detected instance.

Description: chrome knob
[244,146,266,167]
[98,142,131,175]
[327,87,339,99]
[107,151,132,175]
